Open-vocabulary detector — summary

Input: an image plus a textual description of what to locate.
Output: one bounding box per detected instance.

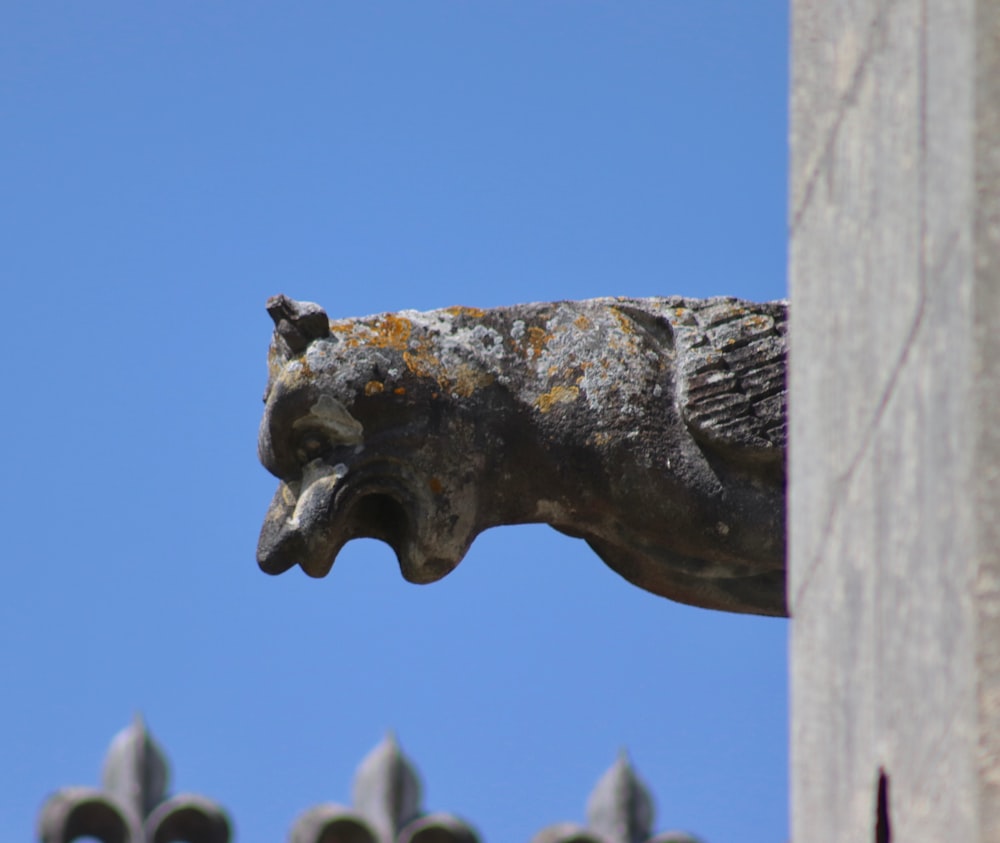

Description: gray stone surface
[37,716,231,843]
[789,0,1000,839]
[258,294,787,616]
[288,734,479,843]
[531,752,704,843]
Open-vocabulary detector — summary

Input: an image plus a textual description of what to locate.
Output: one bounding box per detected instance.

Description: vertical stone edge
[973,1,1000,837]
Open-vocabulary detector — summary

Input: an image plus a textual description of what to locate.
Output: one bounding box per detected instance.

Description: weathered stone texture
[790,0,1000,839]
[258,295,788,616]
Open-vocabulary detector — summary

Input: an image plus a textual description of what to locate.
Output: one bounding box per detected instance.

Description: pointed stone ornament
[101,715,169,820]
[531,753,704,843]
[585,751,654,843]
[288,735,479,843]
[352,733,422,840]
[37,718,231,843]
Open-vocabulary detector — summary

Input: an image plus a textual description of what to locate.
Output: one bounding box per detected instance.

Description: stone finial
[352,733,422,840]
[531,753,704,843]
[585,751,654,843]
[101,714,169,821]
[37,717,231,843]
[288,734,479,843]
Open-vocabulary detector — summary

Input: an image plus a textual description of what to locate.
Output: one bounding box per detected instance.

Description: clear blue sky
[1,4,789,841]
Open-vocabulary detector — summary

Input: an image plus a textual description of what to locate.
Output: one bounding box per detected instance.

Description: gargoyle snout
[257,462,345,576]
[257,482,303,575]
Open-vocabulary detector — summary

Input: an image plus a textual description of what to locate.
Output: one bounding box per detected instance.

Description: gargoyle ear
[267,294,331,357]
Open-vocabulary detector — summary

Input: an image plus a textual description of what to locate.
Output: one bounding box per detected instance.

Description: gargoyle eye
[294,430,331,465]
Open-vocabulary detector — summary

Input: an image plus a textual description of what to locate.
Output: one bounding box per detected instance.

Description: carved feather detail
[666,297,787,460]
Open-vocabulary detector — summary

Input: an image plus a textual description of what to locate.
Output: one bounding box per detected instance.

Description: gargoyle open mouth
[257,460,463,585]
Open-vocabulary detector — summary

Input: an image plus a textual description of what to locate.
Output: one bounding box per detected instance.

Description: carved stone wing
[666,297,787,461]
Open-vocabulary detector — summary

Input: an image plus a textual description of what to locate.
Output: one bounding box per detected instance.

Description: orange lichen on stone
[401,335,492,397]
[590,431,612,447]
[535,385,580,413]
[328,321,361,344]
[610,306,636,334]
[744,314,772,330]
[364,381,385,396]
[525,326,552,359]
[393,387,406,396]
[444,305,486,319]
[403,346,443,381]
[367,314,413,350]
[331,314,413,351]
[574,314,592,330]
[428,476,444,495]
[449,365,494,398]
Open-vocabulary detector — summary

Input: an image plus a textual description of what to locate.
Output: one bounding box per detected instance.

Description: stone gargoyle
[257,294,787,616]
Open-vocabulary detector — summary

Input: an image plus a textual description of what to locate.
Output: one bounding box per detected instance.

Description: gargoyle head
[257,295,517,585]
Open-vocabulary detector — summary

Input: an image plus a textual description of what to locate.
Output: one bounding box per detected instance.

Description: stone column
[789,1,1000,840]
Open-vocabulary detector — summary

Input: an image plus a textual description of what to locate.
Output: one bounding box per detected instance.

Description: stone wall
[789,0,1000,839]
